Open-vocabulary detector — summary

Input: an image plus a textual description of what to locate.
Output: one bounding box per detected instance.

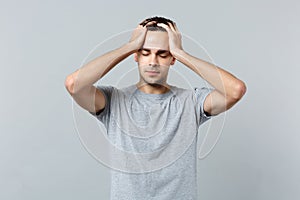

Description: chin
[140,75,166,86]
[146,80,166,86]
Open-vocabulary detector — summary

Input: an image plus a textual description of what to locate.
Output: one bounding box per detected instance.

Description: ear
[170,57,176,65]
[134,52,138,62]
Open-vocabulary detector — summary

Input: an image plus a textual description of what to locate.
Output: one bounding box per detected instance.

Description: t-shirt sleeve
[194,87,214,126]
[89,85,114,127]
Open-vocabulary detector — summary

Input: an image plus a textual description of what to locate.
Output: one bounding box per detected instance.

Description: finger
[172,22,179,31]
[139,19,149,26]
[145,21,157,27]
[167,22,176,32]
[135,24,144,30]
[157,23,170,31]
[140,20,157,27]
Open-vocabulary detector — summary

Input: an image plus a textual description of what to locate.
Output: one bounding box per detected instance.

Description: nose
[149,54,159,67]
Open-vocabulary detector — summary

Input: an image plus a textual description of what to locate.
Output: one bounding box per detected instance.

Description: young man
[65,16,246,200]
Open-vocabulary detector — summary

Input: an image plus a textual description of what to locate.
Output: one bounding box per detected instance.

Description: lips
[146,71,159,76]
[145,70,160,75]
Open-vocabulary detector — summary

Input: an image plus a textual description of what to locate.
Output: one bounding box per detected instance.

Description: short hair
[139,16,175,32]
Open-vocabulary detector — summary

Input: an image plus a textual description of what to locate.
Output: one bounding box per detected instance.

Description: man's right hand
[65,25,149,115]
[129,25,147,51]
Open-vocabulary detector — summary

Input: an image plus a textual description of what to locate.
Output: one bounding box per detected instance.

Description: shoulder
[95,84,137,99]
[170,85,212,98]
[171,86,214,110]
[95,85,115,94]
[119,84,136,94]
[169,85,190,95]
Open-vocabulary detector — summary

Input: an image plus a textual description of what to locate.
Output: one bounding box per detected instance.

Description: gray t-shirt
[91,84,213,200]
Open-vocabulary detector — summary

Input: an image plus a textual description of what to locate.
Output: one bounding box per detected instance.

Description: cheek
[160,66,170,74]
[135,53,150,63]
[136,56,148,65]
[159,58,173,66]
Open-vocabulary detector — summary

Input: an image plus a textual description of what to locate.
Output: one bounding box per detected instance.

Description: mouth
[145,70,160,76]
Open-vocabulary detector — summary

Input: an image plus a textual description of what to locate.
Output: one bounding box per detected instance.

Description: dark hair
[139,16,175,32]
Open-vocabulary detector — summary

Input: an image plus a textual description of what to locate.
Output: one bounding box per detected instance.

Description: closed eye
[139,49,150,56]
[138,49,171,58]
[158,52,171,58]
[159,55,168,58]
[142,52,150,56]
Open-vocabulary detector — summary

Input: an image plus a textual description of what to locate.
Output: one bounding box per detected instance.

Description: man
[65,16,246,200]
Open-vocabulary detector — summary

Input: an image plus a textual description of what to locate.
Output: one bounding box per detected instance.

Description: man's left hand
[158,22,183,56]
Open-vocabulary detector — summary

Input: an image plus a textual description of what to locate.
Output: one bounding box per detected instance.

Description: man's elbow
[233,80,247,100]
[228,80,247,105]
[65,74,75,95]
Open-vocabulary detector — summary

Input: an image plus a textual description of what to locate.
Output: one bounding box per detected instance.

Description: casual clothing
[91,84,212,200]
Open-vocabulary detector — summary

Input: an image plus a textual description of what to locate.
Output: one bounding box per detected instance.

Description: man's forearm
[172,49,246,99]
[71,43,136,93]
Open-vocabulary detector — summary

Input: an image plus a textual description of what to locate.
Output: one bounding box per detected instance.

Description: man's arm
[177,55,246,116]
[159,23,247,116]
[64,25,148,114]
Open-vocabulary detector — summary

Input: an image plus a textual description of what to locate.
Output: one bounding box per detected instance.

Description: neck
[136,82,170,94]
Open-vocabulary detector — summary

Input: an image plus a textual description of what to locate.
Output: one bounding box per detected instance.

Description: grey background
[1,0,299,199]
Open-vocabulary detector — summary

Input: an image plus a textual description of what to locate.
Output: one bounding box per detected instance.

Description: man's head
[134,16,176,86]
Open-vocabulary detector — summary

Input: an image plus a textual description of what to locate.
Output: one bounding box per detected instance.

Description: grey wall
[1,0,299,199]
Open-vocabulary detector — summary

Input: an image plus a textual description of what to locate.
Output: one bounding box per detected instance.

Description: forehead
[142,31,169,51]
